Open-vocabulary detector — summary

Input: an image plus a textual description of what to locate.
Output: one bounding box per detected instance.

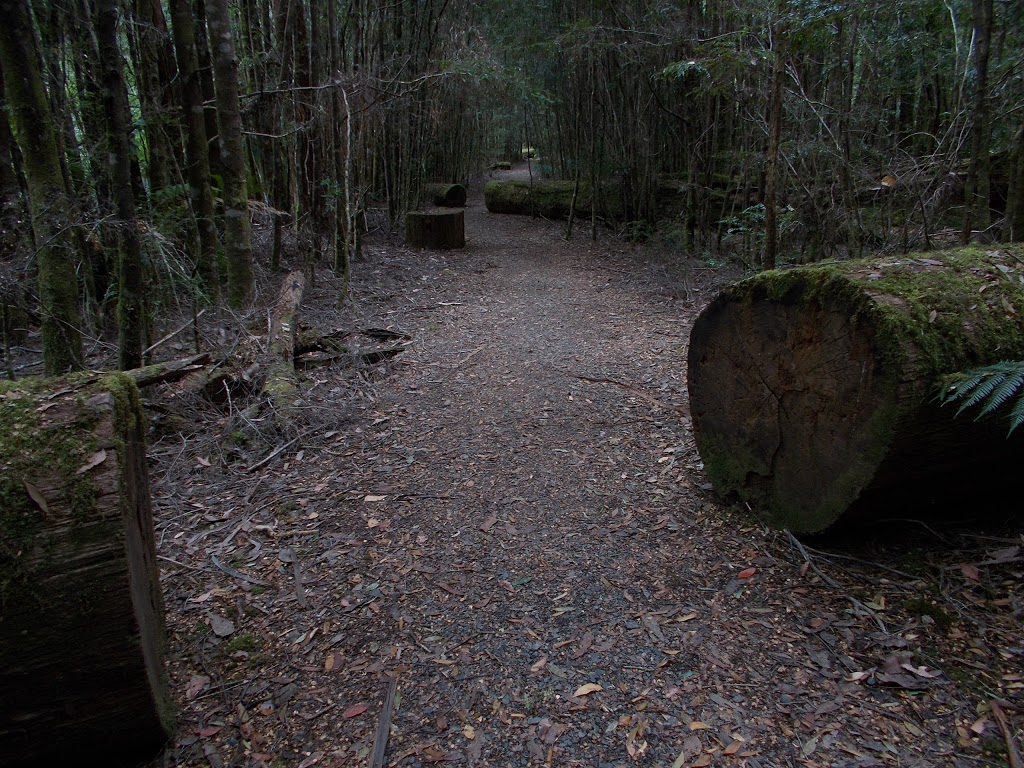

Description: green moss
[0,373,141,606]
[224,632,260,654]
[484,179,625,220]
[902,597,953,631]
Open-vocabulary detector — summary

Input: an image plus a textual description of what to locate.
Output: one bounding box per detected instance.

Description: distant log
[491,161,512,171]
[484,180,623,220]
[424,183,467,208]
[687,246,1024,533]
[406,208,465,249]
[0,374,172,767]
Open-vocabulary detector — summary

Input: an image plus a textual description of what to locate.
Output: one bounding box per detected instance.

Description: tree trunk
[168,0,220,294]
[206,0,254,306]
[0,374,172,766]
[263,271,305,431]
[0,0,84,374]
[762,27,784,271]
[687,245,1024,533]
[405,209,465,249]
[1006,123,1024,242]
[96,0,145,370]
[962,0,993,243]
[133,0,180,196]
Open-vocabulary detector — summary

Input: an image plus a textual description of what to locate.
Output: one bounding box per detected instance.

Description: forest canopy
[0,0,1022,373]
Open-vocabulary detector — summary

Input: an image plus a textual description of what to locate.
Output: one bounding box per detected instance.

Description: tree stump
[687,246,1024,533]
[406,208,465,249]
[424,182,467,207]
[0,373,172,766]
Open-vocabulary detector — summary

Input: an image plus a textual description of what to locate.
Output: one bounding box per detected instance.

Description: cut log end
[424,183,467,208]
[405,209,465,249]
[688,287,894,532]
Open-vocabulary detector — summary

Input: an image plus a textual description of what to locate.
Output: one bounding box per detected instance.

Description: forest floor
[149,165,1023,768]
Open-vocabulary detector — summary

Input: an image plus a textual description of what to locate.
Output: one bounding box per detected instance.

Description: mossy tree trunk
[206,0,254,306]
[688,246,1024,533]
[0,374,172,766]
[0,0,84,374]
[96,0,145,370]
[169,0,220,295]
[406,209,465,249]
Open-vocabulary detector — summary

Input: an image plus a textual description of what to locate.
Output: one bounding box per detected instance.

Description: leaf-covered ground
[150,171,1023,768]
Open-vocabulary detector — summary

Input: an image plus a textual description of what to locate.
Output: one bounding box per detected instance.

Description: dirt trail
[155,173,984,768]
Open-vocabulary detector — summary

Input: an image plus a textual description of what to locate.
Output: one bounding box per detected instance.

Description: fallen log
[687,246,1024,533]
[406,208,465,249]
[484,179,624,220]
[0,373,172,766]
[424,182,467,208]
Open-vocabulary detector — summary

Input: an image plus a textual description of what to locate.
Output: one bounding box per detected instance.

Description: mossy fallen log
[687,246,1024,533]
[424,182,467,208]
[484,179,624,220]
[405,208,465,249]
[0,373,172,766]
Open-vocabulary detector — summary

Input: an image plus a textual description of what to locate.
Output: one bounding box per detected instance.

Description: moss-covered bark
[0,373,172,765]
[0,0,83,374]
[688,245,1024,532]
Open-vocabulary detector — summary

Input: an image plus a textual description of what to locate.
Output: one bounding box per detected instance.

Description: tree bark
[263,271,305,431]
[206,0,254,306]
[96,0,145,369]
[762,26,784,271]
[687,246,1024,533]
[133,0,180,196]
[169,0,220,294]
[962,0,993,243]
[484,179,623,220]
[1007,123,1024,242]
[405,209,465,249]
[0,374,172,766]
[0,0,84,374]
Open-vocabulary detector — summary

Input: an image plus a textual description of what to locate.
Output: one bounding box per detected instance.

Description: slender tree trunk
[96,0,145,369]
[133,0,180,196]
[192,0,222,179]
[1008,124,1024,242]
[206,0,253,306]
[0,0,84,374]
[962,0,993,243]
[168,0,220,294]
[763,27,785,271]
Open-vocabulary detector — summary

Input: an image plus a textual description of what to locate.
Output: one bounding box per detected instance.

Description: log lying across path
[687,246,1024,533]
[0,373,172,766]
[484,179,624,220]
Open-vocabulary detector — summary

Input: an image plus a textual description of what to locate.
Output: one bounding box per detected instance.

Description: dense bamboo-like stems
[133,0,180,196]
[206,0,254,306]
[168,0,220,295]
[96,0,145,369]
[0,0,83,374]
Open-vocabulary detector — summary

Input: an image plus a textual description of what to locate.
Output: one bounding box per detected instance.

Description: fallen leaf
[297,753,322,768]
[723,741,742,756]
[208,613,235,637]
[738,567,756,579]
[76,449,107,474]
[364,494,387,502]
[185,674,210,700]
[961,563,981,581]
[573,683,603,697]
[689,721,711,731]
[462,725,476,740]
[197,456,212,467]
[530,656,548,673]
[197,726,222,737]
[23,480,49,518]
[479,514,498,532]
[343,703,368,719]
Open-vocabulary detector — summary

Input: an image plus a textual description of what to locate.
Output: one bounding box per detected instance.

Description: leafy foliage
[939,361,1024,435]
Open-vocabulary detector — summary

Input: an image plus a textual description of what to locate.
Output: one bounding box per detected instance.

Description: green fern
[939,361,1024,436]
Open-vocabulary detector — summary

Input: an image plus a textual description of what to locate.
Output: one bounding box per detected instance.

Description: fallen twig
[369,674,398,768]
[211,553,270,586]
[991,700,1024,768]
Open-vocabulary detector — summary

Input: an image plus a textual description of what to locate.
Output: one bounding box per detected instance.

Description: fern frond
[977,371,1024,418]
[1009,392,1024,436]
[956,371,1005,414]
[939,361,1024,436]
